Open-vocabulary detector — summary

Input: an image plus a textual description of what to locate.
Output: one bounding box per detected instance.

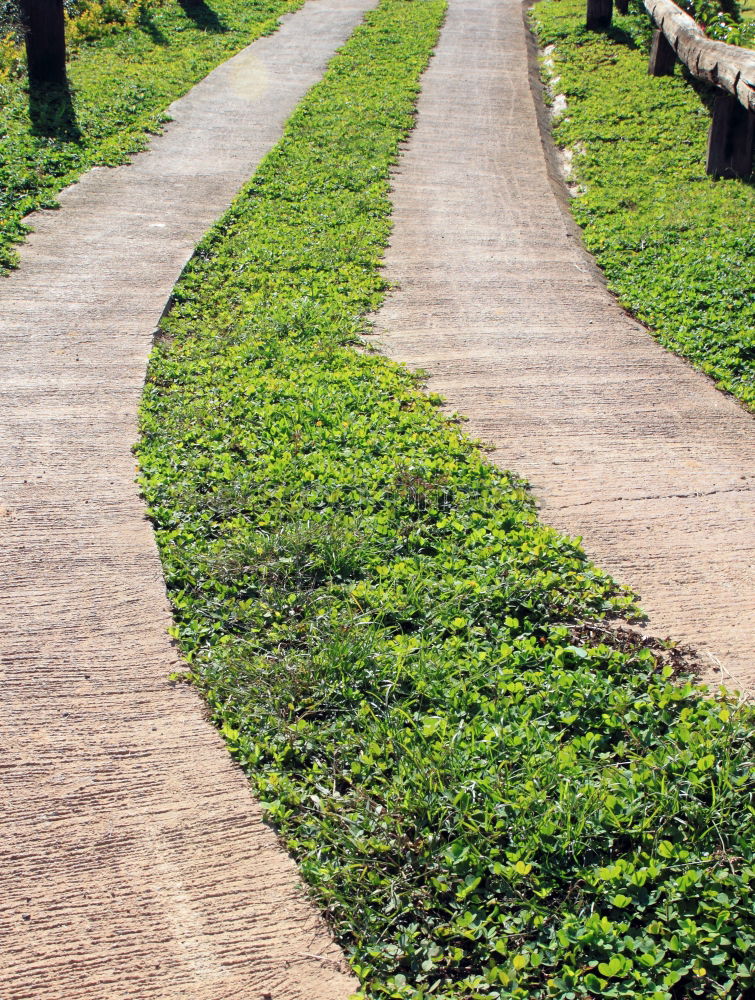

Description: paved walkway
[2,3,753,998]
[374,0,754,690]
[0,3,373,997]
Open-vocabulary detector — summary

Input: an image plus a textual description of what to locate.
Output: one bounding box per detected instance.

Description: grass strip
[0,0,302,272]
[531,0,755,409]
[138,0,755,996]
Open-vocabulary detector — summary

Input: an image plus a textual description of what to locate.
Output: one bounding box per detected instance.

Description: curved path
[0,3,372,997]
[374,0,755,690]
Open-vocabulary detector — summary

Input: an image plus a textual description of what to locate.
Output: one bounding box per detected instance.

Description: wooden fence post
[707,92,755,179]
[648,28,676,75]
[20,0,67,85]
[586,0,612,30]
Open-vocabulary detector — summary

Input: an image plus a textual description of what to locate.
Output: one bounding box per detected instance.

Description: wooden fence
[585,0,755,177]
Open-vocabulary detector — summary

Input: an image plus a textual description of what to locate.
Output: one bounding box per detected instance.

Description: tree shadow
[576,20,641,48]
[138,4,169,45]
[28,78,81,141]
[176,0,227,33]
[605,23,640,49]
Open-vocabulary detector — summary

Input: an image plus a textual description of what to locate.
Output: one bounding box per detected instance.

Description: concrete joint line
[557,484,755,510]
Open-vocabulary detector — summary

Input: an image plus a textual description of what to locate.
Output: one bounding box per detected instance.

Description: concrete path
[374,0,755,690]
[0,3,373,997]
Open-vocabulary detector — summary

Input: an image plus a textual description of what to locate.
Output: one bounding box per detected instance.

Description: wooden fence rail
[585,0,755,177]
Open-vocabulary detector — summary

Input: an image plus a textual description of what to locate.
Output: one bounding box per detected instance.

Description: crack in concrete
[553,484,755,510]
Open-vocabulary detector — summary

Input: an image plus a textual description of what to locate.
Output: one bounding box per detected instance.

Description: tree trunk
[20,0,67,85]
[586,0,612,30]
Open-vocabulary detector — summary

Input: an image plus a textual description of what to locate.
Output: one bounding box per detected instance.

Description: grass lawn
[0,0,302,272]
[137,0,755,996]
[531,0,755,408]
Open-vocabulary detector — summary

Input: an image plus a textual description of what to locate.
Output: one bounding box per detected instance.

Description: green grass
[0,0,302,272]
[531,0,755,408]
[137,0,755,996]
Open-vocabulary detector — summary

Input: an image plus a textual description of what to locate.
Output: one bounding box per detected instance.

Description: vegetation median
[531,0,755,409]
[138,0,754,996]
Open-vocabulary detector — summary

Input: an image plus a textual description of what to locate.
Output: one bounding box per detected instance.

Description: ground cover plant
[531,0,755,408]
[0,0,302,271]
[138,0,755,996]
